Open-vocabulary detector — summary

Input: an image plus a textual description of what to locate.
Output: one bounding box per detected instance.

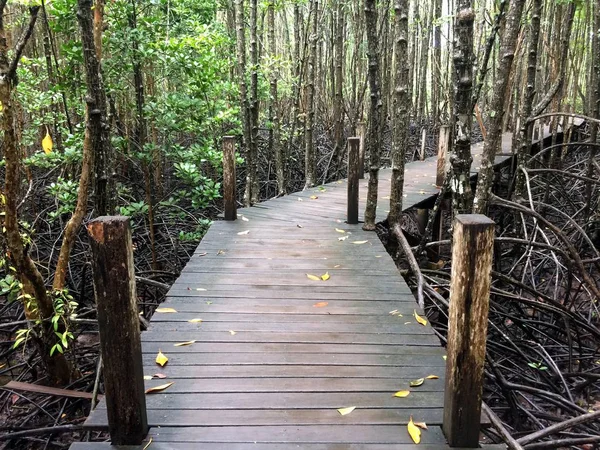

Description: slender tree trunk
[449,0,475,215]
[1,4,72,385]
[389,0,410,228]
[235,0,252,206]
[363,0,382,230]
[585,0,600,220]
[249,0,260,203]
[332,0,345,176]
[514,0,542,198]
[473,0,525,214]
[268,2,285,196]
[304,0,318,188]
[432,0,442,121]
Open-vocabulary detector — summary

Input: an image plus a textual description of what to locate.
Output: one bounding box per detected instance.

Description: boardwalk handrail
[443,214,495,447]
[87,216,148,445]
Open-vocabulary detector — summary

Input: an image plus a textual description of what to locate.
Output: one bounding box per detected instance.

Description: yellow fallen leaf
[353,240,368,245]
[298,198,303,201]
[143,375,153,380]
[389,310,398,315]
[241,216,249,222]
[174,340,196,347]
[196,288,207,291]
[320,272,330,281]
[408,416,421,444]
[425,375,439,380]
[156,308,177,313]
[443,355,447,361]
[237,230,250,235]
[337,406,356,416]
[188,318,203,323]
[335,228,346,233]
[414,310,428,326]
[338,235,349,241]
[42,130,53,155]
[306,273,320,281]
[313,302,329,308]
[145,382,174,394]
[419,190,426,195]
[229,330,237,335]
[394,390,410,398]
[155,350,168,367]
[153,373,167,379]
[410,378,425,387]
[142,437,153,450]
[414,422,428,430]
[310,195,318,200]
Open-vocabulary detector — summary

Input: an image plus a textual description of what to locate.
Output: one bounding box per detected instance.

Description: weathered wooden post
[87,217,148,445]
[436,125,450,187]
[443,214,495,448]
[347,137,360,224]
[223,136,237,221]
[357,121,366,179]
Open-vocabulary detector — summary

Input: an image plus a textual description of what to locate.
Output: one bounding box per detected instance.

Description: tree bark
[389,0,410,228]
[473,0,525,214]
[268,2,285,196]
[332,0,345,176]
[304,0,318,188]
[449,0,475,216]
[248,0,260,203]
[514,0,542,198]
[363,0,382,230]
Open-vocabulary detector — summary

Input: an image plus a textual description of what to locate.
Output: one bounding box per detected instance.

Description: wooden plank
[86,408,446,429]
[146,321,433,334]
[133,365,442,379]
[71,442,507,449]
[140,352,446,367]
[141,425,449,444]
[139,331,441,346]
[137,377,445,394]
[97,392,444,410]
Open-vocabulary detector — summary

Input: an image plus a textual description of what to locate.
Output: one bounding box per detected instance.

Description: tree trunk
[514,0,542,198]
[235,0,252,206]
[268,2,285,196]
[363,0,382,230]
[332,0,345,176]
[449,0,475,216]
[389,0,410,228]
[304,0,318,188]
[473,0,525,214]
[248,0,260,203]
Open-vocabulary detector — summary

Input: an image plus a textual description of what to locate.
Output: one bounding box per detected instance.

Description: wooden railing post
[87,217,148,445]
[443,214,495,448]
[357,121,366,179]
[347,137,360,224]
[223,136,237,221]
[436,125,450,187]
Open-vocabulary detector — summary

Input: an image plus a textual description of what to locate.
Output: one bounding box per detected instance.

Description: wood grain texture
[443,214,495,447]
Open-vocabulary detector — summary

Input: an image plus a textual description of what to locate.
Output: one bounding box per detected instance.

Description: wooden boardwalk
[73,137,516,449]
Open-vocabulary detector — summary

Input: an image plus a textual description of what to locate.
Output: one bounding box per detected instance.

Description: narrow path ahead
[74,136,515,449]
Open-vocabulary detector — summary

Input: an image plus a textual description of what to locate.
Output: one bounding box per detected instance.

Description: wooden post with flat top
[87,216,148,445]
[347,137,360,224]
[223,136,237,221]
[443,214,495,448]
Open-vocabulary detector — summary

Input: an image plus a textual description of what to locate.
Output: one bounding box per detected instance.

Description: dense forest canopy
[0,0,599,447]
